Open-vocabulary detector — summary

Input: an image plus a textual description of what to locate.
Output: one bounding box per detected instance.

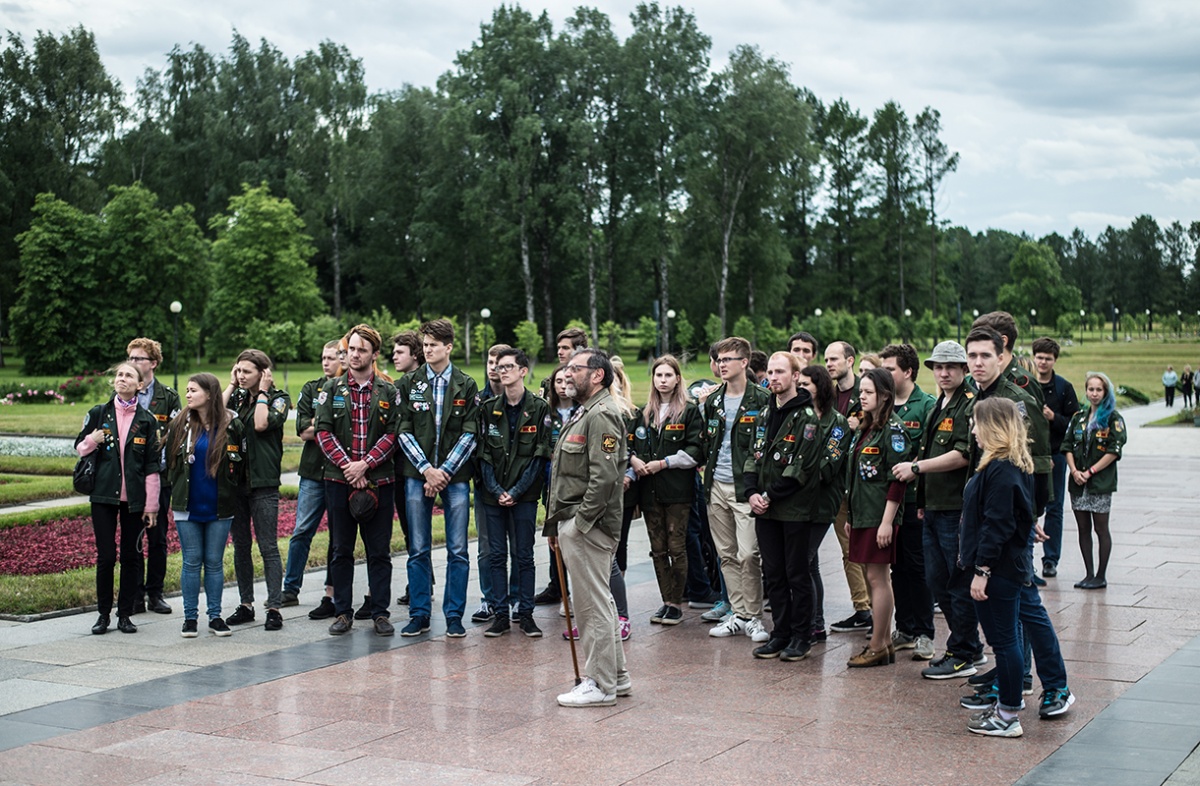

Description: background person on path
[1031,338,1079,580]
[125,337,180,616]
[1163,365,1179,407]
[75,362,161,635]
[1062,371,1127,590]
[166,373,245,638]
[1182,365,1194,409]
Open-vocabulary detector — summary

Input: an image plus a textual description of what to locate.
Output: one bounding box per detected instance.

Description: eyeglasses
[715,356,746,365]
[495,364,518,373]
[565,363,589,373]
[127,356,152,363]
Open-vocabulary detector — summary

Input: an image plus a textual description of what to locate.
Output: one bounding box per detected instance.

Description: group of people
[1161,365,1195,408]
[76,311,1130,736]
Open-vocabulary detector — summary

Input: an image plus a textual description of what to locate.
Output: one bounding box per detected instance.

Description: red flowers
[0,499,322,576]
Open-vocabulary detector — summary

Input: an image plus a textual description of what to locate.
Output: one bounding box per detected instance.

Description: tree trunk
[929,181,938,320]
[520,208,535,323]
[331,201,342,318]
[587,228,598,345]
[541,236,554,358]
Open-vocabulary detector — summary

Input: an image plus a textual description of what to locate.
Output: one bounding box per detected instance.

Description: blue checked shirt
[399,363,476,476]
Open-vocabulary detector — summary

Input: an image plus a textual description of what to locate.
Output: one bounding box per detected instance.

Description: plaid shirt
[317,374,396,485]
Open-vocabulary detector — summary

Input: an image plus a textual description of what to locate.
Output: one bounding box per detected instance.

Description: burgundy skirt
[849,525,900,565]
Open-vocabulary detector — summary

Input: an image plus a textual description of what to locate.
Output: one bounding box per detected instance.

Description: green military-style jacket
[971,375,1051,479]
[815,409,854,523]
[631,401,704,507]
[700,381,770,502]
[742,395,823,522]
[918,383,975,511]
[314,373,399,485]
[544,389,626,539]
[1062,409,1127,496]
[846,413,913,530]
[296,377,327,481]
[143,379,181,476]
[1006,357,1045,407]
[228,385,290,489]
[75,398,162,512]
[395,363,479,485]
[167,414,247,519]
[894,384,937,504]
[477,389,552,505]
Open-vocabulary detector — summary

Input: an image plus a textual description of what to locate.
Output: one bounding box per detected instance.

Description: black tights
[1075,510,1112,580]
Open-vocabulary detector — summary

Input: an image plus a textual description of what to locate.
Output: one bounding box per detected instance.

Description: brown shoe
[847,645,892,668]
[328,614,353,636]
[373,616,395,637]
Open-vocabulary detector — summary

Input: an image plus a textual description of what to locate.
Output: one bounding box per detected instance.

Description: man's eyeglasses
[715,356,746,365]
[495,364,518,373]
[565,363,589,373]
[127,356,152,363]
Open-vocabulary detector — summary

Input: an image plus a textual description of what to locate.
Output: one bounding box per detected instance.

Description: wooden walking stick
[553,538,581,685]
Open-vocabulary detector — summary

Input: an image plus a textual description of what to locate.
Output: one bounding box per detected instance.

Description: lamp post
[814,308,823,343]
[1080,309,1086,345]
[169,301,182,392]
[1178,310,1183,339]
[1146,308,1152,339]
[1112,306,1119,343]
[904,308,912,343]
[1030,308,1037,332]
[479,307,492,351]
[665,309,676,355]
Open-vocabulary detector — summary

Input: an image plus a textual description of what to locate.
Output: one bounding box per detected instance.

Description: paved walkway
[0,401,1198,784]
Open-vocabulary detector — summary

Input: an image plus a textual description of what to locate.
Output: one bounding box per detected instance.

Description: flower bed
[0,499,324,576]
[0,436,78,458]
[1,388,66,405]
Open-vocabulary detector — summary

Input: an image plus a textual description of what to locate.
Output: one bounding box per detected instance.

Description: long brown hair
[167,373,231,479]
[643,354,688,429]
[860,367,896,434]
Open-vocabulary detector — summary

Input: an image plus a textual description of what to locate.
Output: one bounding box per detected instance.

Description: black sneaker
[781,638,812,662]
[960,686,998,710]
[1038,687,1075,718]
[280,590,300,607]
[754,638,789,659]
[354,595,373,620]
[922,654,977,680]
[397,587,410,606]
[829,610,872,633]
[264,609,283,631]
[181,619,199,638]
[1023,675,1034,695]
[1042,560,1057,578]
[534,586,561,605]
[329,614,353,636]
[209,617,232,637]
[519,614,543,638]
[471,603,494,623]
[650,604,670,624]
[308,597,336,620]
[660,606,683,625]
[226,605,255,625]
[484,616,511,637]
[968,666,997,687]
[446,617,467,638]
[810,627,828,643]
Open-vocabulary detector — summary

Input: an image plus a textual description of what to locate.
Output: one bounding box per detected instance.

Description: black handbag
[73,451,97,495]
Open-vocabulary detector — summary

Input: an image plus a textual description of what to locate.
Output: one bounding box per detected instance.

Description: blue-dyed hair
[1085,371,1116,431]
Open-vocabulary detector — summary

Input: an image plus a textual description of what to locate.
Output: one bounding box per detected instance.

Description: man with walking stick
[544,348,631,707]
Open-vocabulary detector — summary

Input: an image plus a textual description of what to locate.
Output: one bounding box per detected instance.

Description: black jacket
[958,459,1035,584]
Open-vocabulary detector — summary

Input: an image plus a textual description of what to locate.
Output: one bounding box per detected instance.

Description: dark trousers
[137,481,170,598]
[1166,385,1176,407]
[683,475,716,601]
[923,509,981,658]
[326,481,394,620]
[973,573,1024,711]
[1019,580,1069,691]
[807,522,830,630]
[893,502,935,638]
[484,501,537,616]
[756,517,815,642]
[92,502,144,617]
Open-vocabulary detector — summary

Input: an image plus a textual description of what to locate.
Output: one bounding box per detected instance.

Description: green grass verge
[0,456,76,475]
[0,514,461,616]
[1145,408,1198,427]
[0,474,75,506]
[0,504,92,530]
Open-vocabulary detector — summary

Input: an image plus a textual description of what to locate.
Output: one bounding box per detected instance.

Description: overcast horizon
[6,0,1199,242]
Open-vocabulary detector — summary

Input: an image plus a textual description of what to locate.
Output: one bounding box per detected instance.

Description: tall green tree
[913,107,959,320]
[819,98,869,301]
[206,183,323,353]
[996,241,1082,329]
[866,101,917,316]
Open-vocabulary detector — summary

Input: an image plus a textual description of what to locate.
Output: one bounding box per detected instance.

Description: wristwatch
[911,461,921,475]
[974,566,991,578]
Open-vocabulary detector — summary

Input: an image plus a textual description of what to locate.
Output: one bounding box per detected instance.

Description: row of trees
[4,6,1200,374]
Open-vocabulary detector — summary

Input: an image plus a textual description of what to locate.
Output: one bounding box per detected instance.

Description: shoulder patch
[272,397,288,414]
[1113,419,1123,433]
[317,390,328,406]
[831,426,845,440]
[892,433,908,453]
[1015,401,1028,417]
[803,423,817,441]
[601,434,618,453]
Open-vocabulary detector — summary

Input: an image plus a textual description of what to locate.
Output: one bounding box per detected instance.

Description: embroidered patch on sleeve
[601,434,618,453]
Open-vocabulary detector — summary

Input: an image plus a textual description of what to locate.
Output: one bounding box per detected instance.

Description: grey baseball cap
[925,340,968,368]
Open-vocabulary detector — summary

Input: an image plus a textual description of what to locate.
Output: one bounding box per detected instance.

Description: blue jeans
[176,516,233,621]
[406,478,470,621]
[475,486,518,609]
[1019,581,1068,691]
[1041,453,1068,567]
[972,572,1024,711]
[284,477,327,594]
[483,501,537,616]
[923,509,981,658]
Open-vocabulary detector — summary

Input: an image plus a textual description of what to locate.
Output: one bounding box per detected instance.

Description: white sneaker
[709,615,748,638]
[615,672,632,697]
[745,617,770,643]
[557,677,616,708]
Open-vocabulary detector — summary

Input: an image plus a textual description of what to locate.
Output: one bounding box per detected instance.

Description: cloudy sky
[6,0,1199,239]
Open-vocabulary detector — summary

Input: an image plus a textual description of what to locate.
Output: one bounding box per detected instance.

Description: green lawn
[0,474,74,505]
